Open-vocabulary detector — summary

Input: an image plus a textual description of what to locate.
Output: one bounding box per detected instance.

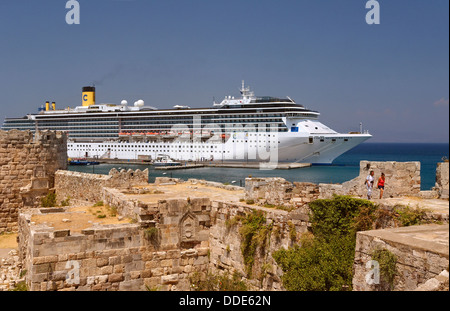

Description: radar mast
[240,80,254,99]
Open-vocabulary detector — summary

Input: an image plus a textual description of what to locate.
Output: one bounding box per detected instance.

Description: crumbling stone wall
[18,197,308,291]
[319,161,422,199]
[18,196,212,291]
[18,210,145,291]
[245,177,320,208]
[55,168,149,204]
[352,224,449,291]
[14,161,448,291]
[19,169,313,291]
[102,187,141,220]
[0,249,22,291]
[209,200,310,290]
[435,162,449,199]
[0,130,67,233]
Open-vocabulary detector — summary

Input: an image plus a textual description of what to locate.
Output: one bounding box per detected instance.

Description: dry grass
[31,205,131,233]
[0,233,17,249]
[124,183,244,204]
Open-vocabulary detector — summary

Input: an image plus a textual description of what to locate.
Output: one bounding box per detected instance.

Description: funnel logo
[66,0,80,25]
[83,94,88,101]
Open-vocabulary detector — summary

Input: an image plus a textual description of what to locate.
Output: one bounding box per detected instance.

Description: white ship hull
[67,132,371,164]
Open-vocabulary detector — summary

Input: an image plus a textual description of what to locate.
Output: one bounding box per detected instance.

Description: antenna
[239,80,254,99]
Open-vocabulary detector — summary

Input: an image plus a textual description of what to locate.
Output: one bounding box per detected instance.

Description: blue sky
[0,0,448,143]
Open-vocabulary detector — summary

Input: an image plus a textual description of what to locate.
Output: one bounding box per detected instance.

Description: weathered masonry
[16,160,449,291]
[1,131,447,291]
[18,174,304,291]
[0,130,67,233]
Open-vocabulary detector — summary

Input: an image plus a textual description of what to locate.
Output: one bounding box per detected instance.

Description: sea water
[69,143,449,191]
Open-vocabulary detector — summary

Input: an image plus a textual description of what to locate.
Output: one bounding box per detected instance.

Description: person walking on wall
[365,170,375,200]
[377,172,386,199]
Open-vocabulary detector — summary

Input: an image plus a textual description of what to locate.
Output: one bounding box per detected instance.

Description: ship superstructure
[1,82,371,163]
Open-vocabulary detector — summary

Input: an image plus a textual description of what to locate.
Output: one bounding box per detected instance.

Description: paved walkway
[373,197,449,216]
[360,224,449,256]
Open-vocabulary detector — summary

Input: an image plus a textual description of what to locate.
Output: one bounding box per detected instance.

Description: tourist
[365,170,375,200]
[377,172,386,199]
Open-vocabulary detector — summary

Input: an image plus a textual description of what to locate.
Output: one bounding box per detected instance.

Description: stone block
[109,256,121,265]
[130,271,141,279]
[52,271,68,282]
[194,256,208,266]
[108,273,124,283]
[100,265,113,275]
[141,270,152,278]
[161,274,179,285]
[144,276,161,289]
[114,264,125,274]
[31,273,49,283]
[119,279,144,291]
[151,267,164,276]
[96,257,108,267]
[53,230,70,238]
[33,263,55,274]
[160,259,173,267]
[98,275,108,284]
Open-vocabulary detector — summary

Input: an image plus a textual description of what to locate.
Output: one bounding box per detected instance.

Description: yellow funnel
[82,86,96,107]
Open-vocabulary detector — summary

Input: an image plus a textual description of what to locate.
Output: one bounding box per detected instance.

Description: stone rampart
[209,200,310,290]
[435,161,449,199]
[17,197,212,291]
[17,170,312,291]
[319,161,422,199]
[0,130,67,233]
[188,178,243,191]
[9,160,449,291]
[55,169,149,204]
[102,187,141,220]
[352,224,449,291]
[245,177,320,208]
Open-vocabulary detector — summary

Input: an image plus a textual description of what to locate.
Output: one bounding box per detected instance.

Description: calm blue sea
[69,143,449,191]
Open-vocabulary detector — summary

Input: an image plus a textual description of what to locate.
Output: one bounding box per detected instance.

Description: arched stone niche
[179,211,199,248]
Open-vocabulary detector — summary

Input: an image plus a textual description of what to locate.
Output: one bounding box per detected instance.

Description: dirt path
[0,233,18,258]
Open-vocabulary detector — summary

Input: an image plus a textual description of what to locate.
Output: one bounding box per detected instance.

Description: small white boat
[153,154,181,167]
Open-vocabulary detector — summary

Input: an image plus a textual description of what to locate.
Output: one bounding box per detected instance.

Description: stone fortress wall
[352,224,449,291]
[435,162,449,199]
[54,169,149,205]
[319,161,422,199]
[18,173,305,291]
[16,159,448,291]
[1,130,448,291]
[0,130,67,233]
[245,160,449,203]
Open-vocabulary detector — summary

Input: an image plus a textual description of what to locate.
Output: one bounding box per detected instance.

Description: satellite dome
[134,99,144,107]
[121,100,128,105]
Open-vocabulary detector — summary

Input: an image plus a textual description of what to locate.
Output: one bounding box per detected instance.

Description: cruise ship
[1,82,371,164]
